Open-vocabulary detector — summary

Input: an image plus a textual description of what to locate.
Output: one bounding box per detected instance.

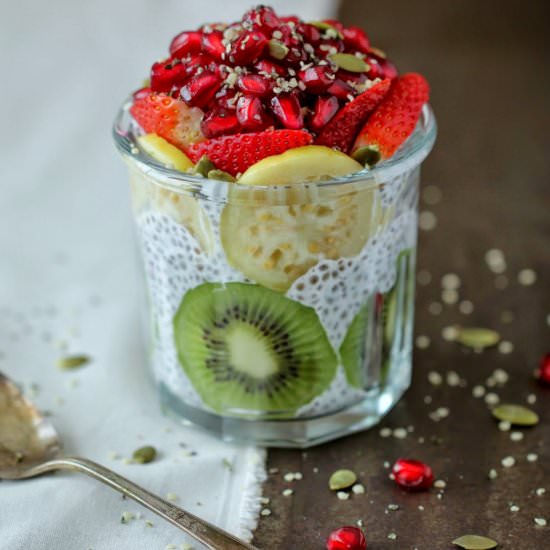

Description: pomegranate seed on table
[201,108,241,138]
[201,30,226,61]
[327,79,356,100]
[237,74,272,97]
[169,30,203,58]
[180,71,222,108]
[150,60,188,93]
[326,526,367,550]
[537,353,550,385]
[229,31,268,65]
[392,458,434,491]
[236,95,272,132]
[270,93,304,130]
[309,96,340,133]
[342,26,371,54]
[298,65,334,93]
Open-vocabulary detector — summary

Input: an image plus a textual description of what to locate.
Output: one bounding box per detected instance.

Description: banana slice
[221,146,382,291]
[132,134,214,254]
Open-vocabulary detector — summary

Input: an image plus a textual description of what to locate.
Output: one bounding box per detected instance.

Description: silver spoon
[0,371,258,550]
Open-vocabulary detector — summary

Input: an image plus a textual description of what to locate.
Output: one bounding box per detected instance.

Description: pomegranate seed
[338,70,368,86]
[215,87,238,110]
[270,93,304,130]
[280,15,300,25]
[323,19,345,33]
[243,5,281,34]
[150,60,188,93]
[367,56,398,80]
[296,23,321,45]
[182,53,215,77]
[309,96,340,133]
[180,71,222,108]
[537,353,550,385]
[229,31,268,66]
[201,30,226,62]
[326,526,366,550]
[327,79,355,100]
[342,26,371,54]
[170,30,203,58]
[201,108,241,138]
[236,95,272,132]
[237,74,272,97]
[392,458,434,491]
[298,65,334,93]
[254,59,285,77]
[132,87,152,101]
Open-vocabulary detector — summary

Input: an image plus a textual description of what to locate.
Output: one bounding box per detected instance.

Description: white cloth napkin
[0,0,335,548]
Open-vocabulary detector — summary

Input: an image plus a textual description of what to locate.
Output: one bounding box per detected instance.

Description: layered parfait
[114,5,434,437]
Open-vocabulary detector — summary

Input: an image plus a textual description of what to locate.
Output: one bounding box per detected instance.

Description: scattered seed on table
[441,273,461,289]
[526,453,538,463]
[442,325,460,341]
[534,518,547,527]
[422,185,442,205]
[518,268,537,286]
[442,289,459,305]
[166,493,179,502]
[419,211,437,230]
[428,371,443,386]
[459,300,474,315]
[434,480,447,489]
[380,427,392,438]
[501,456,515,468]
[387,504,399,511]
[417,270,432,286]
[415,335,431,349]
[120,511,135,524]
[337,491,350,501]
[526,394,537,404]
[492,369,509,384]
[510,505,520,512]
[429,301,443,315]
[473,385,486,398]
[498,341,514,354]
[488,469,498,480]
[260,508,272,517]
[510,432,524,442]
[498,421,511,432]
[485,248,507,273]
[387,532,397,540]
[282,489,293,497]
[352,484,365,495]
[393,428,407,439]
[424,395,433,404]
[535,488,546,496]
[447,371,461,386]
[485,393,500,406]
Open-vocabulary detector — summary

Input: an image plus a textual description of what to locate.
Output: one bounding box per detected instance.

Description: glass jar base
[158,362,410,448]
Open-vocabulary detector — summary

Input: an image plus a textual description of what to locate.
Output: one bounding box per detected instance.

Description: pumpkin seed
[352,145,381,167]
[452,534,498,549]
[268,39,289,60]
[132,445,157,464]
[328,53,370,73]
[57,355,90,370]
[492,404,539,426]
[192,155,216,177]
[207,169,236,182]
[456,327,500,349]
[309,21,344,39]
[369,46,387,59]
[329,469,357,490]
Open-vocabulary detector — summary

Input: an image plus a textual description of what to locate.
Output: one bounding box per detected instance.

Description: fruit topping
[173,282,337,414]
[136,134,194,171]
[170,30,203,58]
[326,526,367,550]
[270,93,304,130]
[180,71,223,108]
[186,129,313,176]
[352,73,430,165]
[130,92,204,151]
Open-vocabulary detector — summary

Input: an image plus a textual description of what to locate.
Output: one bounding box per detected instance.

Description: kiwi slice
[173,282,337,415]
[339,304,369,388]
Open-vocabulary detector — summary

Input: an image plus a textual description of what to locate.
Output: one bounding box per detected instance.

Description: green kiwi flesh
[339,304,369,388]
[173,282,337,415]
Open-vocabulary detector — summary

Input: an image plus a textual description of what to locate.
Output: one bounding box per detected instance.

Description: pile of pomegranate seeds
[326,526,367,550]
[391,458,434,491]
[144,5,397,139]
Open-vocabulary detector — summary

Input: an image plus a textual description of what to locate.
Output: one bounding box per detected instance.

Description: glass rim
[113,98,436,196]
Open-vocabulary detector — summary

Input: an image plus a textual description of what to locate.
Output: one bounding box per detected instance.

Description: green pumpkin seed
[369,46,387,59]
[492,404,539,426]
[268,39,289,60]
[192,155,216,177]
[57,355,90,370]
[207,169,236,182]
[456,327,500,349]
[329,469,357,490]
[309,21,344,39]
[352,145,381,167]
[132,445,157,464]
[328,53,370,73]
[452,534,498,549]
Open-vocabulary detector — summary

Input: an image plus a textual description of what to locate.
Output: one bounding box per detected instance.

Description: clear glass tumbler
[113,102,436,448]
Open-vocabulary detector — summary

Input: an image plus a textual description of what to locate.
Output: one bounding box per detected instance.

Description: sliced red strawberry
[130,92,204,151]
[352,73,430,164]
[315,78,391,152]
[186,129,313,176]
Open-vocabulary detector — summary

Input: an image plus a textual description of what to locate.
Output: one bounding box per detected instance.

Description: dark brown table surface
[253,1,550,548]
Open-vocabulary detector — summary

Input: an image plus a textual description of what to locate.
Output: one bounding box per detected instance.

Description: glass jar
[113,103,436,447]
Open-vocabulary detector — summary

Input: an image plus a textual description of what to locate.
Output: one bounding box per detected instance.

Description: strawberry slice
[315,79,391,153]
[352,73,430,165]
[130,92,204,152]
[186,130,313,176]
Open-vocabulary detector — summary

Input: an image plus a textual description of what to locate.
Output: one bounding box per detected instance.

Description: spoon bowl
[0,371,257,550]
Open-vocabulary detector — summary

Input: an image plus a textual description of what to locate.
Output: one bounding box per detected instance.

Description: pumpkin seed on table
[452,534,498,549]
[455,327,500,349]
[329,469,357,490]
[328,53,370,73]
[57,355,90,370]
[132,445,157,464]
[492,404,539,426]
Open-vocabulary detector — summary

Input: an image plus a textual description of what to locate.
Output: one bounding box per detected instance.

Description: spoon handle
[22,456,258,550]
